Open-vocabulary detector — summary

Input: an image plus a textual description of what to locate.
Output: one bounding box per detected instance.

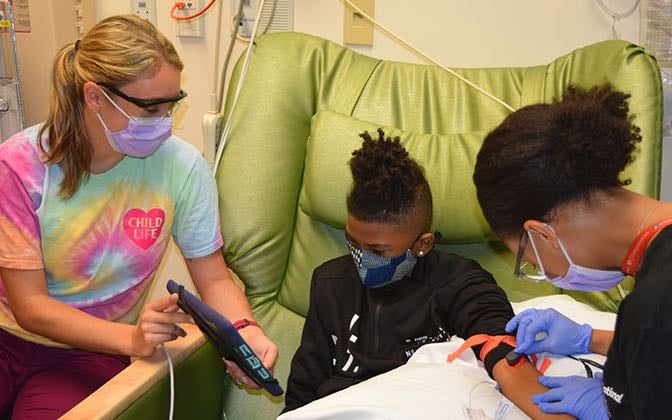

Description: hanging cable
[340,0,515,112]
[595,0,641,19]
[595,0,641,39]
[208,0,224,113]
[217,0,245,113]
[162,344,175,420]
[213,0,267,173]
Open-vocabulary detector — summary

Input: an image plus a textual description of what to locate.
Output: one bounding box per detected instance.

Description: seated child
[283,130,566,419]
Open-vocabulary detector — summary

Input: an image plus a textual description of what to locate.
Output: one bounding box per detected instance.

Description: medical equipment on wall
[232,0,291,41]
[191,0,290,168]
[0,0,24,143]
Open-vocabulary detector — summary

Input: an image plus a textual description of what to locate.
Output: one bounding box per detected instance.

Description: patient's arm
[589,329,613,355]
[493,359,574,420]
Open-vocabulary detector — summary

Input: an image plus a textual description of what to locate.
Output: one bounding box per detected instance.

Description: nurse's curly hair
[473,83,642,238]
[347,129,432,228]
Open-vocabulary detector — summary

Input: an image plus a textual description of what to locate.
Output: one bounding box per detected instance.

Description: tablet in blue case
[166,280,284,396]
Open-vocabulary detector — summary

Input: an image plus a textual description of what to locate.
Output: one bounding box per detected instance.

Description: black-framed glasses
[101,84,187,109]
[514,230,546,282]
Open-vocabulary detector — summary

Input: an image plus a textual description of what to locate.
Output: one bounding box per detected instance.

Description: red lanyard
[621,218,672,276]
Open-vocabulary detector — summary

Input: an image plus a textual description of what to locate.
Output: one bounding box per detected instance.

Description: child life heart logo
[123,208,166,250]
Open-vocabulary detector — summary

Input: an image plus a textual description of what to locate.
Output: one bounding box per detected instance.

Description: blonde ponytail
[37,42,91,198]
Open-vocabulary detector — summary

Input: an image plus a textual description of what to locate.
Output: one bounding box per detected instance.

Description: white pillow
[279,295,616,420]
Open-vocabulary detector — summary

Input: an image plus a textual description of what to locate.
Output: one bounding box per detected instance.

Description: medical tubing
[213,0,266,173]
[340,0,515,112]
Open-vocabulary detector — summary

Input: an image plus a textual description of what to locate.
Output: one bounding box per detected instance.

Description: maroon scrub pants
[0,327,130,419]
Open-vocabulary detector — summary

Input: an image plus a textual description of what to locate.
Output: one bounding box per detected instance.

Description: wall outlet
[176,0,205,38]
[131,0,157,26]
[343,0,374,46]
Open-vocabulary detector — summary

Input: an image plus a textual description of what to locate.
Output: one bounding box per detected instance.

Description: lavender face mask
[96,90,172,158]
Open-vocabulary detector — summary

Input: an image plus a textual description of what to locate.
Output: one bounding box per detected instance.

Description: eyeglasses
[513,230,547,282]
[101,84,187,115]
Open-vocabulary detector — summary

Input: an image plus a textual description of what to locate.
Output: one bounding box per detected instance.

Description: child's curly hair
[347,128,432,227]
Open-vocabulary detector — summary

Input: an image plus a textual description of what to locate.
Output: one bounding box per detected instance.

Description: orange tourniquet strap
[530,354,552,374]
[446,334,516,363]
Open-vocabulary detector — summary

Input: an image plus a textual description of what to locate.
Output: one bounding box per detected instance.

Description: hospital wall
[15,1,671,297]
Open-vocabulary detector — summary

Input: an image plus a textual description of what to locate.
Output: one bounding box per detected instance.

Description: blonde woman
[0,15,276,417]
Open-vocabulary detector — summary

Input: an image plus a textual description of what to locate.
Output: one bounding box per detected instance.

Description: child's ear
[414,232,435,257]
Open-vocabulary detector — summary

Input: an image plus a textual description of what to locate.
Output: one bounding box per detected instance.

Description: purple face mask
[96,90,172,158]
[527,225,625,291]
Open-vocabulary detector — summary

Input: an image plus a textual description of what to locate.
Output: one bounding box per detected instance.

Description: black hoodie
[283,250,515,413]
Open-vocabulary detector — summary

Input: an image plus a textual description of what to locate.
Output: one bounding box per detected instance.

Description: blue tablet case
[166,280,284,396]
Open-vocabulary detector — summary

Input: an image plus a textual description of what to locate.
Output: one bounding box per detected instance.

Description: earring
[418,251,424,256]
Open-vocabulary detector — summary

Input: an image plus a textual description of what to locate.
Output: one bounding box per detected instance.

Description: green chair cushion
[300,109,494,243]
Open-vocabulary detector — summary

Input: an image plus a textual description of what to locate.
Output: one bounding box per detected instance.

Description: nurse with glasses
[94,84,187,157]
[473,84,672,419]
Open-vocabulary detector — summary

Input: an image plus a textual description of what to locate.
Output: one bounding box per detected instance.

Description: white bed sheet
[279,294,616,420]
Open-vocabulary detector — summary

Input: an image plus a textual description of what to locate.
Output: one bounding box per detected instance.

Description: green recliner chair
[213,32,661,419]
[65,32,662,419]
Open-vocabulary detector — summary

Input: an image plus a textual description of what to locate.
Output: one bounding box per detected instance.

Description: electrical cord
[340,0,515,112]
[567,355,605,378]
[213,0,267,173]
[595,0,641,19]
[162,344,175,420]
[217,0,245,113]
[594,0,641,38]
[208,0,224,113]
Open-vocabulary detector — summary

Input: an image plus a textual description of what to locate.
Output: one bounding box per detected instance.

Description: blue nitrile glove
[533,373,608,420]
[505,308,592,355]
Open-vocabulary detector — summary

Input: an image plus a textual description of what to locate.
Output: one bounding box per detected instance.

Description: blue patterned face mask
[347,241,417,288]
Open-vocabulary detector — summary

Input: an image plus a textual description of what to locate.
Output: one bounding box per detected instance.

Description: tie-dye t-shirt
[0,125,223,346]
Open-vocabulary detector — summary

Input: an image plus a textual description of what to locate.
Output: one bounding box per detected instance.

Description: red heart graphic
[123,208,166,250]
